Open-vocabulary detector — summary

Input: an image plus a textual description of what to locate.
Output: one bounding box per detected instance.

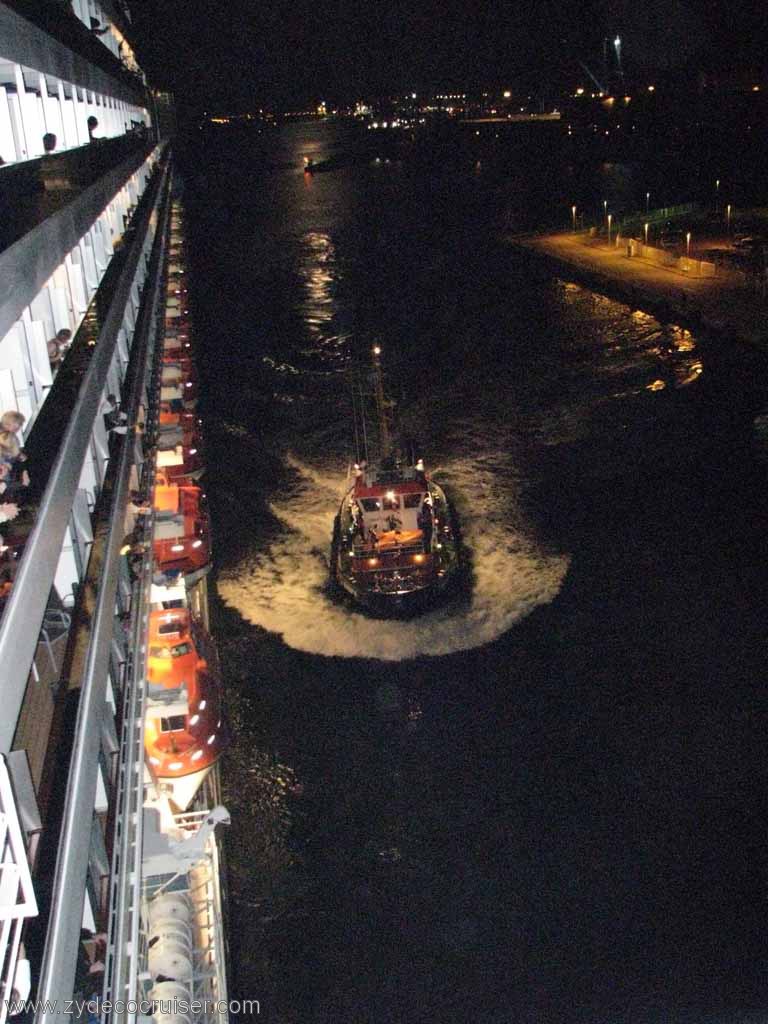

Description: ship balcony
[1,0,147,103]
[0,132,155,258]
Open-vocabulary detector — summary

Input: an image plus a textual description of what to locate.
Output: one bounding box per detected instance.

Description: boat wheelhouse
[335,459,459,608]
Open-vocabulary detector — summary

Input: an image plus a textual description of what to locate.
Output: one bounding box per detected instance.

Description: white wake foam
[217,454,569,661]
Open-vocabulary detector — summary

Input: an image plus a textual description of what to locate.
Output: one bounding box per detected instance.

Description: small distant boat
[332,346,461,613]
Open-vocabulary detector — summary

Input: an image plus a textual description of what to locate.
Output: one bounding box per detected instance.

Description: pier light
[686,231,691,258]
[607,213,612,244]
[571,205,577,232]
[646,191,650,212]
[603,199,608,218]
[715,178,720,192]
[644,222,649,245]
[726,203,732,231]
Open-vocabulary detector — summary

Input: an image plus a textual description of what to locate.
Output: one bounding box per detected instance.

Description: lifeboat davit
[152,482,211,583]
[144,608,226,809]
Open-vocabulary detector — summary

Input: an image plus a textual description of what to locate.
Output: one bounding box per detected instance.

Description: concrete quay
[513,232,768,349]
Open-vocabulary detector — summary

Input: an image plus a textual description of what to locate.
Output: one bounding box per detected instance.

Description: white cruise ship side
[0,5,232,1022]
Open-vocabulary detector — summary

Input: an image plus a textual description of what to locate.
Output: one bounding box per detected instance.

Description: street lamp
[644,222,649,246]
[607,213,612,245]
[571,205,577,232]
[686,231,691,258]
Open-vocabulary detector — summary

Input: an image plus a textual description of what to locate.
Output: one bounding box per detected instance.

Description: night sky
[128,0,768,111]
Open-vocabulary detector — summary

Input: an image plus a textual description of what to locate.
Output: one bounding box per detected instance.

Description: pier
[514,230,768,348]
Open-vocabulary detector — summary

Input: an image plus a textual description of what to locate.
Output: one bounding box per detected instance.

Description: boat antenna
[351,382,361,462]
[358,380,369,464]
[372,344,392,459]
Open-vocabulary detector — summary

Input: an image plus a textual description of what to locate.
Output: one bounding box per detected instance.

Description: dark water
[181,122,768,1023]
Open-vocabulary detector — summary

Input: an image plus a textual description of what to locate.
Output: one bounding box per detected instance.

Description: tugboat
[332,346,461,613]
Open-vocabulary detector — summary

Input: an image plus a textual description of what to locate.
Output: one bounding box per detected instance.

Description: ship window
[361,498,381,512]
[149,645,170,659]
[158,621,181,635]
[382,495,400,510]
[160,715,187,732]
[171,642,192,658]
[403,493,423,509]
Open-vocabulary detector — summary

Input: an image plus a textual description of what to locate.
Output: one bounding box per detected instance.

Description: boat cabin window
[382,495,400,510]
[361,498,381,512]
[158,621,181,636]
[403,493,424,509]
[171,642,192,658]
[160,715,187,732]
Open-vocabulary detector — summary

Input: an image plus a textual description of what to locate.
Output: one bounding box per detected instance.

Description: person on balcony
[47,327,72,368]
[0,410,25,435]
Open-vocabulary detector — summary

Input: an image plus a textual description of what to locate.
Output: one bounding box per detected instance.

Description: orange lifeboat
[161,362,198,402]
[152,482,211,583]
[144,609,227,808]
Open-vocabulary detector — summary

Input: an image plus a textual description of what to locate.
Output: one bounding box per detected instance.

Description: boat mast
[372,345,392,459]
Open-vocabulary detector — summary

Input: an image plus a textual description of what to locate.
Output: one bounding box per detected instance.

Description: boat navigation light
[189,714,200,725]
[207,734,216,745]
[199,700,207,710]
[189,448,197,455]
[191,750,204,761]
[192,539,203,548]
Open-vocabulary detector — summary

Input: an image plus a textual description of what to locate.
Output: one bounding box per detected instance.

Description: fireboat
[331,345,461,613]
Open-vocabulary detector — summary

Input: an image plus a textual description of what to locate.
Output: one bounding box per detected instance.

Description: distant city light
[503,90,511,98]
[575,87,584,95]
[647,85,655,91]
